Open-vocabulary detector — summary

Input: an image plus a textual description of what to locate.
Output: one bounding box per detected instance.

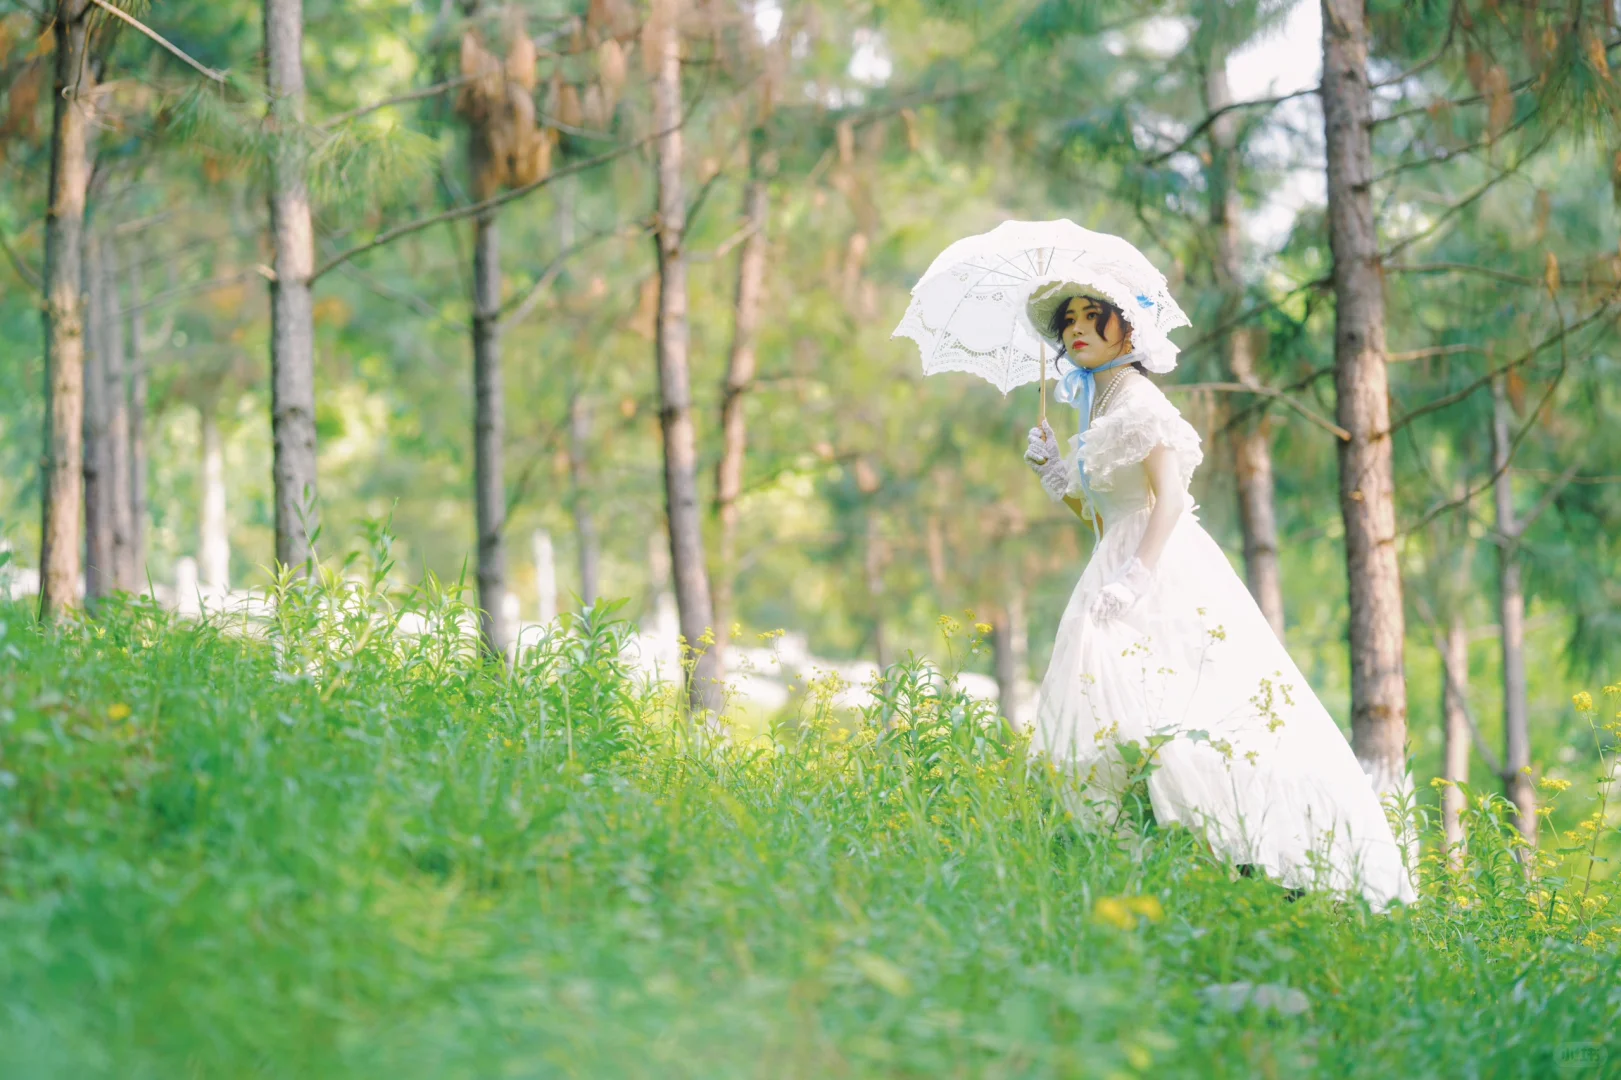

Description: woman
[1022,283,1418,912]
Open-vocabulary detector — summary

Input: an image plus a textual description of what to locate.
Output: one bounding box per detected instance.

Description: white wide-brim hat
[1021,277,1181,374]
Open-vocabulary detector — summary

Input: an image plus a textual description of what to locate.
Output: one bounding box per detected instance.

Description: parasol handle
[1039,341,1047,427]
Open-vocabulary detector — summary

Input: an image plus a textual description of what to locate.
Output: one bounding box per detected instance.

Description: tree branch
[88,0,226,83]
[1401,326,1581,537]
[0,224,41,293]
[118,269,255,316]
[1389,260,1595,290]
[1372,35,1621,128]
[1369,100,1540,185]
[1370,0,1459,89]
[1388,343,1483,363]
[1165,381,1350,440]
[1512,460,1582,540]
[1141,86,1318,168]
[319,75,470,130]
[1371,72,1534,130]
[497,220,651,333]
[337,261,443,320]
[312,135,654,283]
[1518,468,1621,486]
[1388,261,1540,288]
[1170,273,1332,364]
[1380,128,1556,261]
[688,218,761,264]
[1392,296,1618,433]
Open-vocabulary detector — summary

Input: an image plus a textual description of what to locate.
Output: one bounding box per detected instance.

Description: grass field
[2,564,1618,1078]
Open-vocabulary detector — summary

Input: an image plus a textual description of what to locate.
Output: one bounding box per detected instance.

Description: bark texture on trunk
[265,0,319,570]
[200,403,230,595]
[650,0,721,712]
[1205,50,1285,641]
[568,393,600,607]
[1321,0,1409,799]
[1441,613,1470,856]
[127,242,149,583]
[83,235,114,603]
[39,0,96,619]
[471,211,509,658]
[101,236,137,590]
[713,137,769,672]
[1491,377,1535,847]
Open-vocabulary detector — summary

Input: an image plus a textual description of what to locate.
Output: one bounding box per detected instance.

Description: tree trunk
[83,233,114,603]
[714,135,769,672]
[199,402,230,596]
[1439,614,1471,857]
[265,0,319,571]
[1321,0,1409,799]
[471,210,509,659]
[1205,50,1286,640]
[650,0,721,713]
[993,584,1030,729]
[1492,377,1535,847]
[568,392,600,607]
[101,235,137,590]
[38,0,96,620]
[127,238,149,584]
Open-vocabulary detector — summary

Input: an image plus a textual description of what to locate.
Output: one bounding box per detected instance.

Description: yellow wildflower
[1573,691,1595,712]
[1124,895,1164,922]
[1094,897,1135,930]
[1094,895,1160,929]
[1538,776,1572,793]
[106,703,131,721]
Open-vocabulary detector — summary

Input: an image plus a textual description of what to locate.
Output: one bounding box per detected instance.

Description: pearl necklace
[1090,366,1133,423]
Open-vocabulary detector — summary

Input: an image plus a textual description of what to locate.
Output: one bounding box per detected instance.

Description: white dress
[1032,374,1418,911]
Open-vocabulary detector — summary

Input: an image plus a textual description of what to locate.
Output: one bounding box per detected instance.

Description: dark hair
[1047,295,1147,373]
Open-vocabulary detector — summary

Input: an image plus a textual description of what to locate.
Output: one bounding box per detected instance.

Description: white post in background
[199,406,230,597]
[645,528,680,668]
[175,556,200,617]
[532,528,557,624]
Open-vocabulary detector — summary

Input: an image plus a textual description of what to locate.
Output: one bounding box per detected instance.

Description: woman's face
[1059,296,1131,368]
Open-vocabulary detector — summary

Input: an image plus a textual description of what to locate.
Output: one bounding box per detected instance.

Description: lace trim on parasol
[893,294,1053,395]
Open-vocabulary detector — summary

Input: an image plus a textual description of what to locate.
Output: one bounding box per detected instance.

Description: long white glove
[1024,422,1071,503]
[1090,556,1154,622]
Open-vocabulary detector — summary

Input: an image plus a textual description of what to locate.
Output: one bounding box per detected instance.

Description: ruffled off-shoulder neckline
[1068,375,1203,492]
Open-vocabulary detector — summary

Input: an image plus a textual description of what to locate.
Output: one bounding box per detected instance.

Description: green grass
[1,562,1618,1078]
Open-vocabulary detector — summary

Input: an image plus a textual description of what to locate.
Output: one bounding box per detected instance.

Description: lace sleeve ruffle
[1073,382,1203,492]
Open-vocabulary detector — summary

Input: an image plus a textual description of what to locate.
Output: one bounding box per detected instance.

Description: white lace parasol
[891,218,1191,393]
